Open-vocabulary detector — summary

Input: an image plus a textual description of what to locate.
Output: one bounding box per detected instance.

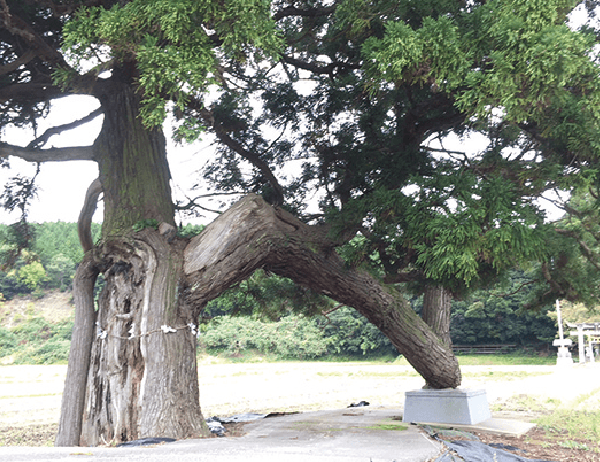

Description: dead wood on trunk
[80,231,209,446]
[55,254,100,446]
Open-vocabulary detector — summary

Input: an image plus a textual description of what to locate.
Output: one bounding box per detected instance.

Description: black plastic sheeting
[207,412,269,437]
[348,401,370,408]
[117,437,176,447]
[425,427,557,462]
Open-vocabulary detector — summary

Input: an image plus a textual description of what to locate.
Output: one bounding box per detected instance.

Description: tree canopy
[3,0,600,446]
[2,0,600,301]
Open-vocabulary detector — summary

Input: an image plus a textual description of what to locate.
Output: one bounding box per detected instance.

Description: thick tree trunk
[57,85,460,445]
[80,232,208,446]
[184,195,462,389]
[56,84,209,446]
[95,83,175,234]
[422,285,453,347]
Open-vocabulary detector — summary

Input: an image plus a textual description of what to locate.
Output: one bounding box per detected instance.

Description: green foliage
[31,222,100,268]
[201,315,327,359]
[528,186,600,308]
[0,316,73,364]
[363,0,600,141]
[60,0,282,129]
[16,261,47,290]
[316,306,396,356]
[177,223,205,239]
[201,306,398,359]
[205,270,332,319]
[557,301,600,323]
[448,271,557,345]
[131,219,160,232]
[0,222,101,298]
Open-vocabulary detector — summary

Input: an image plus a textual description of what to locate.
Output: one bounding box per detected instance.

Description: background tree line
[0,221,562,364]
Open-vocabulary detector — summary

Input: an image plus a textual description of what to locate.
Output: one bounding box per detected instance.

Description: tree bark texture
[57,83,208,446]
[94,84,175,235]
[78,178,102,253]
[422,285,453,347]
[80,232,208,446]
[55,254,99,446]
[59,192,462,446]
[184,194,462,389]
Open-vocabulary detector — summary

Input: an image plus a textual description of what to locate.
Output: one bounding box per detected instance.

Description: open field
[2,359,592,427]
[1,359,599,458]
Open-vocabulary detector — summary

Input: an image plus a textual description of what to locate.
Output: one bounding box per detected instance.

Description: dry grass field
[1,359,599,459]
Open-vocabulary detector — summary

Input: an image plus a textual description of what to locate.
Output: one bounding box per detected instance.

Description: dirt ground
[1,362,599,461]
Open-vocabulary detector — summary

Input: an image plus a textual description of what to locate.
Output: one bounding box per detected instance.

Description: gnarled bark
[57,83,209,447]
[422,285,453,347]
[59,193,462,447]
[80,232,208,446]
[78,178,102,253]
[184,194,462,389]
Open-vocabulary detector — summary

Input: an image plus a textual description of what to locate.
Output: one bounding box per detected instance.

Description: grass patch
[455,354,556,366]
[462,371,552,380]
[492,394,560,413]
[535,409,600,443]
[366,423,408,431]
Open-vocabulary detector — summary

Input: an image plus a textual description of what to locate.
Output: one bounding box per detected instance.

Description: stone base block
[402,388,491,425]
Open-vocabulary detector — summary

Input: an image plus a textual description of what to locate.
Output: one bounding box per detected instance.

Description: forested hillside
[0,222,101,298]
[0,222,565,365]
[0,222,205,298]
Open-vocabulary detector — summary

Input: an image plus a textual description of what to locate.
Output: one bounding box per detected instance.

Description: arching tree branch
[184,194,461,389]
[281,55,361,76]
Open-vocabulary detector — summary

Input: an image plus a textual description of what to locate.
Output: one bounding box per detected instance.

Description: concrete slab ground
[0,408,443,462]
[0,408,539,462]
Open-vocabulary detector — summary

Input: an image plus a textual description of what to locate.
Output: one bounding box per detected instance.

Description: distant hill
[0,290,74,329]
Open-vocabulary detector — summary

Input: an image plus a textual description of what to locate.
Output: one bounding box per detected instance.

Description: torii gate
[567,321,600,364]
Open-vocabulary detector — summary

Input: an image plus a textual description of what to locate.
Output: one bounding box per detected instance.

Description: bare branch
[0,50,36,76]
[0,83,66,103]
[0,143,95,162]
[0,0,70,68]
[198,107,285,205]
[282,55,361,76]
[492,280,536,298]
[28,107,103,149]
[555,228,600,272]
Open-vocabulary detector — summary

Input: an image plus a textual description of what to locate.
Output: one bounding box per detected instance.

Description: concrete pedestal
[403,388,491,425]
[556,346,573,367]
